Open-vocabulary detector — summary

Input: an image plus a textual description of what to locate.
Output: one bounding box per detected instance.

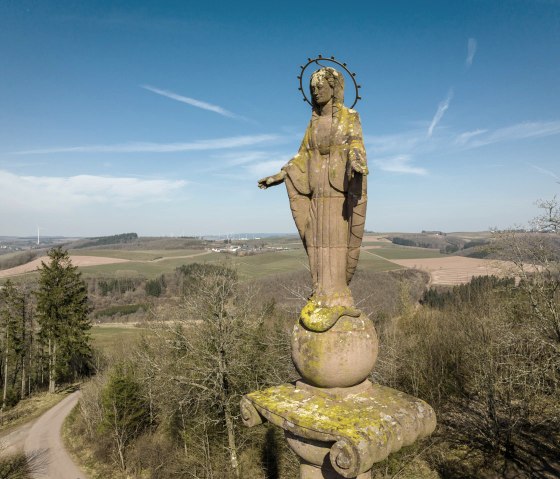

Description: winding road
[1,390,87,478]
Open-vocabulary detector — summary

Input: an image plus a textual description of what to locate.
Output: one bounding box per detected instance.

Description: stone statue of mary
[258,67,368,331]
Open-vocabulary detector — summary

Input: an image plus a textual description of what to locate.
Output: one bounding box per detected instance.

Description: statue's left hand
[350,158,368,175]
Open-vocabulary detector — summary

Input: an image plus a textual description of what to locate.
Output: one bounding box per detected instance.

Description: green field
[80,252,222,278]
[69,248,204,261]
[361,241,392,247]
[220,248,401,278]
[91,325,147,353]
[79,246,403,280]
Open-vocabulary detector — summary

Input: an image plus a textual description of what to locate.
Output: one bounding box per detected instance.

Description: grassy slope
[91,326,147,354]
[68,248,203,261]
[80,252,221,278]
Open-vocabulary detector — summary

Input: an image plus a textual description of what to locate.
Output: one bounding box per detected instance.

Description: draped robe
[281,104,368,306]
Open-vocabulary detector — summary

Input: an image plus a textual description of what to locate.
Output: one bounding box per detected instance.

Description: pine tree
[35,247,92,392]
[100,364,149,470]
[0,280,30,407]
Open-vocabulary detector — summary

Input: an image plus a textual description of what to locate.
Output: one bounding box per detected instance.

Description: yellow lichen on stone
[299,300,351,332]
[245,382,435,447]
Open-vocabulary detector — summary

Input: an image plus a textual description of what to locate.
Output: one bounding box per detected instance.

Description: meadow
[90,324,147,354]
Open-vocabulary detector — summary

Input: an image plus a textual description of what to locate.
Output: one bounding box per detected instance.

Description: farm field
[0,234,513,286]
[0,246,404,281]
[80,251,218,278]
[0,255,130,279]
[389,256,512,285]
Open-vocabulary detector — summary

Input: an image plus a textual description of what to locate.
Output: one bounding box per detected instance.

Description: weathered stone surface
[292,313,378,388]
[241,380,436,478]
[258,66,367,320]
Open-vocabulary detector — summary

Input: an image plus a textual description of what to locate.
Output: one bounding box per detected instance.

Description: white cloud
[141,84,242,119]
[455,129,488,145]
[459,121,560,148]
[217,150,270,167]
[13,135,279,155]
[373,155,427,176]
[428,89,454,137]
[0,170,186,212]
[466,38,477,68]
[364,131,423,155]
[527,163,559,180]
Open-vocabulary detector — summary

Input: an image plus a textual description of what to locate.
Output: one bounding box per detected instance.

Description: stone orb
[291,313,378,388]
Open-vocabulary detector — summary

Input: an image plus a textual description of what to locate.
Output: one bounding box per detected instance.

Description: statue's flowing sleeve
[346,111,368,284]
[347,111,368,175]
[282,124,312,244]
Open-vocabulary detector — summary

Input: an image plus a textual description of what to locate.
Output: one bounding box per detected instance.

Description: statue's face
[311,72,334,106]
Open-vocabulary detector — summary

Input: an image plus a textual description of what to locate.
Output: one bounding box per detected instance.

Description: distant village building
[422,230,446,236]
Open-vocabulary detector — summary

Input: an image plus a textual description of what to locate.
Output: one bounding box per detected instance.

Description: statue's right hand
[258,176,271,189]
[258,171,286,189]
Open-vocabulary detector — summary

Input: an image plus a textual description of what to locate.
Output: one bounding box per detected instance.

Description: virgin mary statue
[259,66,368,327]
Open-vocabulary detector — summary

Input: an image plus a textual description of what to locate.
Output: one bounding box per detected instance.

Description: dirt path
[6,390,87,478]
[362,249,392,261]
[150,250,211,262]
[0,420,34,456]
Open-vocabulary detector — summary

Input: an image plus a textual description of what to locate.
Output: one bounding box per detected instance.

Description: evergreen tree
[35,247,92,392]
[100,364,149,470]
[0,280,31,407]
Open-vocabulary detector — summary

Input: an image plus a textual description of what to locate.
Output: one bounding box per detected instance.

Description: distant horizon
[0,228,513,242]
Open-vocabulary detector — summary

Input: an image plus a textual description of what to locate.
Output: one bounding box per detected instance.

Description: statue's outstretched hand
[258,171,286,189]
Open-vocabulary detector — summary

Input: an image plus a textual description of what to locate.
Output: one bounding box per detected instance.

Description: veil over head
[310,67,345,108]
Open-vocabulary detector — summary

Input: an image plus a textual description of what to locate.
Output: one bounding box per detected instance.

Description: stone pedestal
[299,461,371,479]
[241,379,436,478]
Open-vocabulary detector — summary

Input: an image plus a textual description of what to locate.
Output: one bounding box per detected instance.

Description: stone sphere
[291,313,378,388]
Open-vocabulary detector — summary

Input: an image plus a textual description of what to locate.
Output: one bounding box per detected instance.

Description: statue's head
[310,67,345,108]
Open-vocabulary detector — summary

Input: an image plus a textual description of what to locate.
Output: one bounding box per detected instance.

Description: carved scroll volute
[240,397,264,427]
[330,438,362,478]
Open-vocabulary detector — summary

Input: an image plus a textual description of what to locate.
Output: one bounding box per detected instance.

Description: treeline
[75,232,139,249]
[420,275,515,308]
[0,247,93,407]
[389,234,491,255]
[86,269,199,321]
[0,250,40,271]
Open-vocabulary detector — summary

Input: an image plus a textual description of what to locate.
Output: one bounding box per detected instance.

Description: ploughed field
[0,255,130,278]
[387,256,514,285]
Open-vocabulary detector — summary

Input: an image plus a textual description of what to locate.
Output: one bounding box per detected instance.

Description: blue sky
[1,0,559,237]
